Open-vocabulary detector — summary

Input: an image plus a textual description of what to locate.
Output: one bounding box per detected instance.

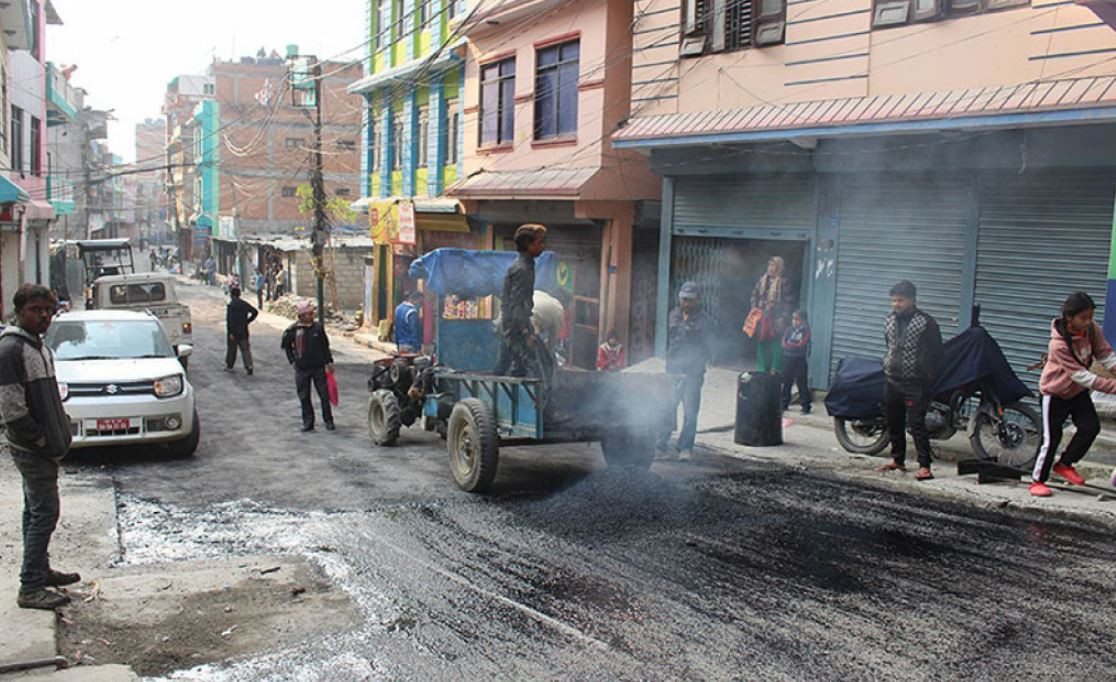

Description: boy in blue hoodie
[781,309,812,414]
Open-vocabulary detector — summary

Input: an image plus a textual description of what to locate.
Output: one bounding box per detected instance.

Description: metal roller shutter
[673,175,816,236]
[974,172,1113,395]
[830,175,971,376]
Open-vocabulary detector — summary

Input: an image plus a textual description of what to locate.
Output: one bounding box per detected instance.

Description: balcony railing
[46,62,80,126]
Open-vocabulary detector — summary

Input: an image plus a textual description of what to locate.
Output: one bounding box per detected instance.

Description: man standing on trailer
[493,224,547,377]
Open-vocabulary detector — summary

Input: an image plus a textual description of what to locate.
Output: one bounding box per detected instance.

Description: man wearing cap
[658,281,712,461]
[280,300,335,432]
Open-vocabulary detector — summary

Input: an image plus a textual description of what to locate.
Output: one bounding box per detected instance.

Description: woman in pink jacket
[1031,291,1116,497]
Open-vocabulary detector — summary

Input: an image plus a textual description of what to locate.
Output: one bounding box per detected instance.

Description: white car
[44,310,199,456]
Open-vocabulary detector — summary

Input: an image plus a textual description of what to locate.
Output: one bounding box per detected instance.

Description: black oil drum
[734,371,783,446]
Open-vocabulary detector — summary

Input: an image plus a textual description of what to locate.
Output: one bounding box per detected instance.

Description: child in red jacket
[1032,291,1116,497]
[596,330,625,372]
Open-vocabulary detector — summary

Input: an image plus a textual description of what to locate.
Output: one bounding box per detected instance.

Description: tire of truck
[166,410,200,458]
[600,432,655,469]
[447,398,499,493]
[368,389,402,446]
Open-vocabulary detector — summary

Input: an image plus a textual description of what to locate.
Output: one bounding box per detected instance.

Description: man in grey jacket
[0,284,79,609]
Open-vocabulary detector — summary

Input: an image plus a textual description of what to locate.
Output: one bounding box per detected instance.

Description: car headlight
[58,382,68,402]
[153,374,184,398]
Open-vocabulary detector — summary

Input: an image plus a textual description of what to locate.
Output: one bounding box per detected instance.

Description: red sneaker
[1029,481,1053,497]
[1053,464,1086,486]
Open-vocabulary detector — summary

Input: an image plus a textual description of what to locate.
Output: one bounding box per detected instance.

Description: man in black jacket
[225,286,258,375]
[281,299,334,431]
[493,224,546,377]
[879,280,944,481]
[657,281,712,461]
[0,285,79,610]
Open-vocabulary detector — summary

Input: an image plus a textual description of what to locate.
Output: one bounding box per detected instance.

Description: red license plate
[96,418,131,431]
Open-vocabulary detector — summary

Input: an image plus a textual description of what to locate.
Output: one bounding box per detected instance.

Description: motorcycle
[826,324,1041,469]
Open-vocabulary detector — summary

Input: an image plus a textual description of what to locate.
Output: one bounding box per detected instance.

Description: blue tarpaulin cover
[408,248,560,297]
[825,326,1032,418]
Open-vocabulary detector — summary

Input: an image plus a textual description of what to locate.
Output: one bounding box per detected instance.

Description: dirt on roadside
[57,555,359,677]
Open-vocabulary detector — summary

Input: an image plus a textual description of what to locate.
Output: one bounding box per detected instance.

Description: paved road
[71,282,1116,680]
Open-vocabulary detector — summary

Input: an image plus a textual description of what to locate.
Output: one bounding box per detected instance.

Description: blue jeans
[11,450,60,591]
[660,373,704,452]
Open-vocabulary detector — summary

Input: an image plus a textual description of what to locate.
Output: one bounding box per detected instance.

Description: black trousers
[295,366,333,428]
[885,379,933,468]
[493,329,534,377]
[1034,391,1100,482]
[782,355,811,409]
[226,335,253,371]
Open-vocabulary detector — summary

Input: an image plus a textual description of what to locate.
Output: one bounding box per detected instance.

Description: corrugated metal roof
[614,77,1116,145]
[448,167,600,199]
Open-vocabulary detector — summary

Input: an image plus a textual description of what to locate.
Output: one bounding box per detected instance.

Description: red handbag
[326,369,340,406]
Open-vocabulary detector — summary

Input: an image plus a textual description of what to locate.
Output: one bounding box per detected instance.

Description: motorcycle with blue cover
[826,323,1041,470]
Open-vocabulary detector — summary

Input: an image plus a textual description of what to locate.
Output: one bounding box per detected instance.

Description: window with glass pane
[393,0,405,40]
[392,117,403,169]
[534,40,579,140]
[440,98,460,164]
[10,105,21,173]
[417,108,429,168]
[29,117,40,176]
[480,58,515,146]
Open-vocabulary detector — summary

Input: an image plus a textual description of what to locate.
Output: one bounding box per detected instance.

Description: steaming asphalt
[71,281,1116,679]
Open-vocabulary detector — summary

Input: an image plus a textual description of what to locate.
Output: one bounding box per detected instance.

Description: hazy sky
[48,0,366,162]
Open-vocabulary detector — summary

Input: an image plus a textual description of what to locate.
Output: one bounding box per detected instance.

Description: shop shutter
[830,175,971,378]
[974,172,1113,396]
[672,175,816,238]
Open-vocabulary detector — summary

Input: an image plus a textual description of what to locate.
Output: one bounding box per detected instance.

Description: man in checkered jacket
[878,280,944,481]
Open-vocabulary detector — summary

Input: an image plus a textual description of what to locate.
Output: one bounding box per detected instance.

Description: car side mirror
[176,344,193,359]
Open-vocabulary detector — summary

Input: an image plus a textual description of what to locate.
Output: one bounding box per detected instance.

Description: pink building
[613,0,1116,390]
[450,0,663,368]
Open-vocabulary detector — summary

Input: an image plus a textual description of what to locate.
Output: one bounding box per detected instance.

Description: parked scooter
[827,322,1041,469]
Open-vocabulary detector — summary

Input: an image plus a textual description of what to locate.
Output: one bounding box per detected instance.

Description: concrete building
[134,118,167,245]
[6,0,62,292]
[167,51,363,287]
[614,0,1116,391]
[45,61,81,242]
[0,1,33,317]
[348,0,475,332]
[163,74,214,260]
[449,0,662,369]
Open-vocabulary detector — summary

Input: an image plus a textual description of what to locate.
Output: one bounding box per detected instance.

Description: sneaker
[223,367,234,373]
[300,424,314,432]
[801,405,812,415]
[1053,463,1085,486]
[17,587,71,610]
[246,368,254,376]
[677,449,692,462]
[45,569,81,587]
[1029,481,1053,497]
[324,422,336,431]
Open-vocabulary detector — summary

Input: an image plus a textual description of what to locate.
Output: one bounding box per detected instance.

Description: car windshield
[45,320,175,361]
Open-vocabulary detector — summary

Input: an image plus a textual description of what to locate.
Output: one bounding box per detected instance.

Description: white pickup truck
[90,273,193,365]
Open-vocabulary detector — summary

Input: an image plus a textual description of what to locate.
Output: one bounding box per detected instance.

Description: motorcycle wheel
[970,402,1041,470]
[833,417,890,456]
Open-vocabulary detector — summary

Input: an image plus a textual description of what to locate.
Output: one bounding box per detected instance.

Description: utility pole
[311,57,326,327]
[290,51,327,326]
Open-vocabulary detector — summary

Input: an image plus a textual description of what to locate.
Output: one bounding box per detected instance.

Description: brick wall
[286,246,368,312]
